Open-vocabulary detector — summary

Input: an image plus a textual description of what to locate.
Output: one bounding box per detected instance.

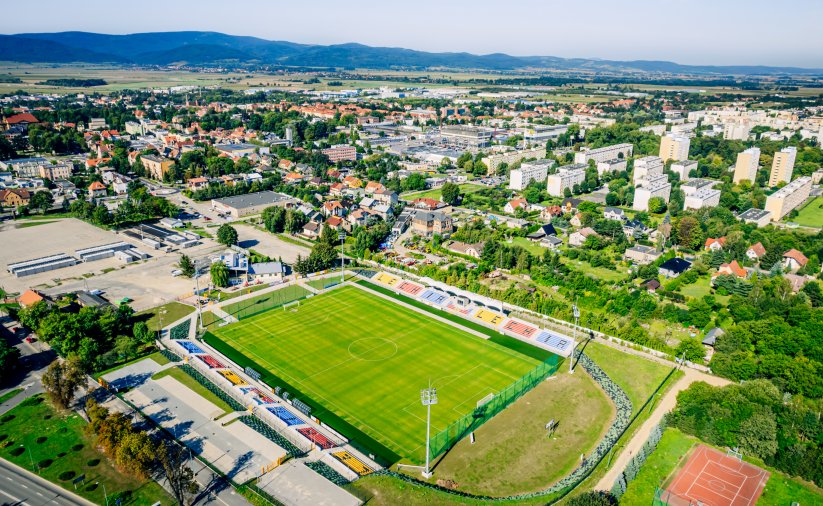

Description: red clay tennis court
[660,445,770,506]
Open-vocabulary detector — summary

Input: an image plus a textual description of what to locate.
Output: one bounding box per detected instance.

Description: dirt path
[595,368,732,491]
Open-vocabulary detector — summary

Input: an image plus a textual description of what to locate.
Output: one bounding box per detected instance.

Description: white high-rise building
[659,133,690,162]
[671,160,697,182]
[574,143,633,164]
[633,156,664,183]
[684,188,722,210]
[546,164,587,197]
[633,180,672,211]
[724,123,752,141]
[509,159,555,190]
[769,146,797,186]
[733,147,760,184]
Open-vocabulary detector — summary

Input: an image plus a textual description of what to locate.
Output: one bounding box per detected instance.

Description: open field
[792,196,823,228]
[206,284,549,463]
[402,183,487,201]
[0,395,170,505]
[428,371,614,496]
[135,300,195,331]
[619,428,823,506]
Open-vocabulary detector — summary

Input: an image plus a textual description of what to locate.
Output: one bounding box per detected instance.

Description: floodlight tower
[421,384,438,478]
[339,231,347,283]
[569,301,580,373]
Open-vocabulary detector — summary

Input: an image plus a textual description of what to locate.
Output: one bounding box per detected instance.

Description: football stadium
[204,281,563,464]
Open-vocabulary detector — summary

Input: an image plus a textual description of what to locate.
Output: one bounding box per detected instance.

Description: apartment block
[633,156,664,183]
[596,158,627,176]
[681,178,720,196]
[670,160,697,182]
[764,176,812,221]
[769,146,797,186]
[633,180,672,211]
[636,173,669,189]
[659,133,690,162]
[733,147,761,184]
[546,164,586,197]
[321,144,357,163]
[509,159,554,190]
[574,143,633,164]
[723,123,751,141]
[684,188,722,210]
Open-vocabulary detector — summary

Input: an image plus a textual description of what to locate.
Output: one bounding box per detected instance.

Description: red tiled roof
[4,113,38,125]
[747,242,766,257]
[783,249,808,266]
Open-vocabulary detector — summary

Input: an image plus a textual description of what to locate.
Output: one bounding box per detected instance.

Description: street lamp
[96,481,108,506]
[21,444,36,474]
[569,301,580,374]
[338,231,347,283]
[420,384,438,478]
[158,307,167,341]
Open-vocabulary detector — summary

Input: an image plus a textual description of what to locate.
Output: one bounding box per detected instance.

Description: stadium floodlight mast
[338,231,347,283]
[421,383,438,478]
[569,301,580,373]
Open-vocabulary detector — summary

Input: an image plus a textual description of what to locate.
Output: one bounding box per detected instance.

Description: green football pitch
[206,284,543,463]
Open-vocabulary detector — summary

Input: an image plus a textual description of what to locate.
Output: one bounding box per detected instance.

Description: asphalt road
[0,457,95,506]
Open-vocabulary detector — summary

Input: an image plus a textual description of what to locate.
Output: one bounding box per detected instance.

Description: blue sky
[3,0,822,67]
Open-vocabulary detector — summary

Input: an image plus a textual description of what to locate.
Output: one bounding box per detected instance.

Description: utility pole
[421,383,438,478]
[339,231,347,283]
[569,300,580,373]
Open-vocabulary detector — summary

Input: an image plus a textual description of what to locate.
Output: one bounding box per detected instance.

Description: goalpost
[282,300,300,312]
[727,447,743,461]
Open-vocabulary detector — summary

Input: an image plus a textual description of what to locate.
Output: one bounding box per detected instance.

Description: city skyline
[2,0,823,68]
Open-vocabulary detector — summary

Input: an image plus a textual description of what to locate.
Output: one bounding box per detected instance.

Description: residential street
[0,457,96,506]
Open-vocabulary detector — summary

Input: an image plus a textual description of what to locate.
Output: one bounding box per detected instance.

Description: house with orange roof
[278,159,295,171]
[746,242,766,261]
[704,237,727,251]
[3,113,39,130]
[365,181,385,194]
[88,181,107,198]
[713,260,748,281]
[188,177,209,191]
[329,182,344,196]
[325,215,345,231]
[0,188,31,208]
[85,157,111,171]
[343,176,362,189]
[782,249,808,272]
[504,198,529,214]
[284,172,304,184]
[18,290,45,308]
[322,200,345,217]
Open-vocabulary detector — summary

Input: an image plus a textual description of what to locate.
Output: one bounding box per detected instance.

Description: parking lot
[0,218,222,310]
[234,223,311,263]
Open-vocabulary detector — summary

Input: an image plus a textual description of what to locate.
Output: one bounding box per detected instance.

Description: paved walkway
[595,368,732,492]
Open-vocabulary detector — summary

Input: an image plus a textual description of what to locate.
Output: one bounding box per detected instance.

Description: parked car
[171,269,183,277]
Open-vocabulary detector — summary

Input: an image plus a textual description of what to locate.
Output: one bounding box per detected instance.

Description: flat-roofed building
[769,146,797,186]
[633,180,672,211]
[141,154,175,180]
[211,191,297,218]
[321,144,357,163]
[509,159,554,190]
[737,208,772,228]
[523,124,568,146]
[546,164,586,197]
[481,147,545,176]
[574,143,633,164]
[659,133,690,162]
[765,176,812,221]
[439,125,493,148]
[733,147,761,184]
[684,188,722,210]
[670,160,697,182]
[597,158,627,176]
[681,178,720,196]
[633,156,664,184]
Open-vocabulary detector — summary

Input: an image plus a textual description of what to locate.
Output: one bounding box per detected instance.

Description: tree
[132,321,153,344]
[157,441,199,506]
[216,224,238,246]
[0,338,20,384]
[802,282,822,307]
[42,358,85,410]
[178,254,195,278]
[210,261,230,288]
[647,196,667,214]
[440,182,461,206]
[28,191,54,214]
[675,338,707,362]
[676,216,703,250]
[566,491,617,506]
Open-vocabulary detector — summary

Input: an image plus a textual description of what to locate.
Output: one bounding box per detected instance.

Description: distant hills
[0,31,820,76]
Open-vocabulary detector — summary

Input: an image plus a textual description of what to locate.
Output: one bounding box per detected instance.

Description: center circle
[348,338,398,361]
[708,480,727,492]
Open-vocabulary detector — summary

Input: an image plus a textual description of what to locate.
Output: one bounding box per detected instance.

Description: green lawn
[151,366,233,415]
[584,341,674,415]
[217,284,311,320]
[792,196,823,228]
[17,220,59,228]
[208,283,269,302]
[94,351,169,379]
[402,183,486,201]
[136,301,195,331]
[206,284,548,464]
[429,371,614,496]
[620,428,823,506]
[0,395,171,505]
[559,256,627,283]
[510,236,550,256]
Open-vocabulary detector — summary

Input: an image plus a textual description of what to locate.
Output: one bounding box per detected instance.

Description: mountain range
[0,31,820,76]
